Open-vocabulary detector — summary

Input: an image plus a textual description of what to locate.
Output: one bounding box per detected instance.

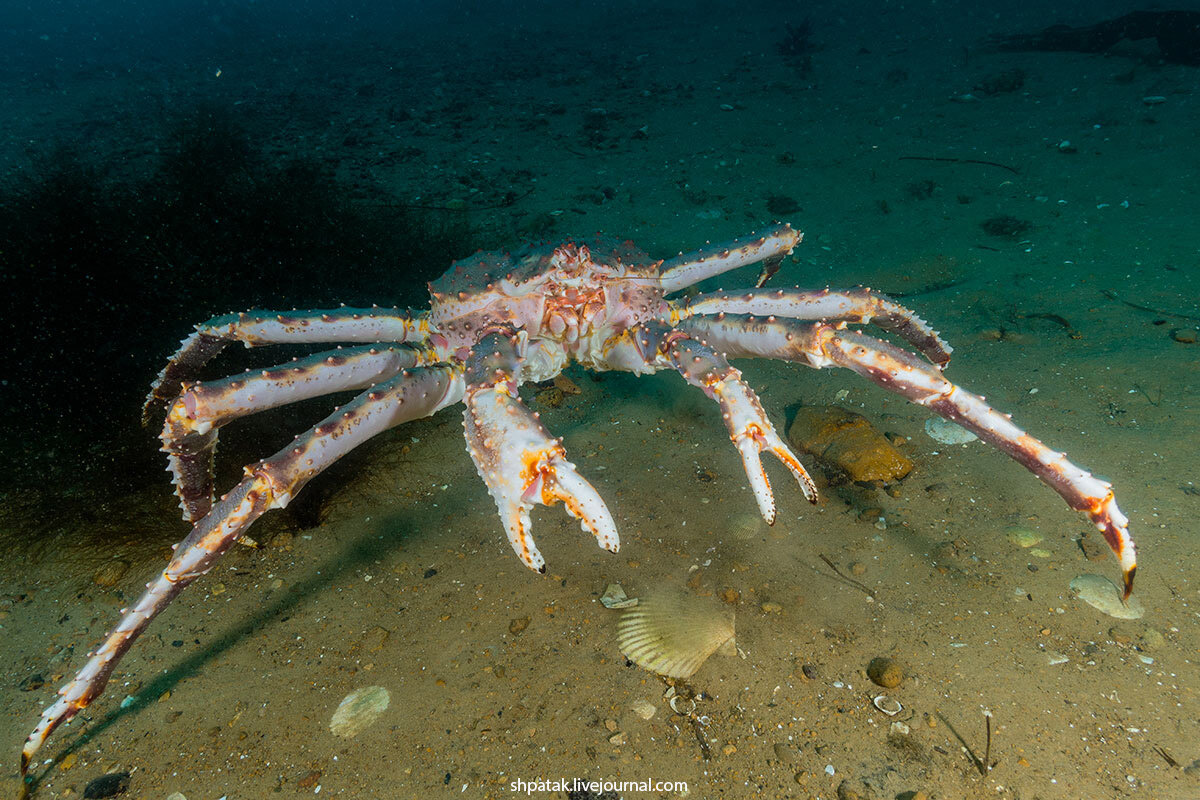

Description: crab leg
[679,314,1138,597]
[462,331,617,572]
[162,344,436,522]
[659,223,802,293]
[22,365,464,775]
[629,321,816,523]
[144,307,432,422]
[676,287,953,366]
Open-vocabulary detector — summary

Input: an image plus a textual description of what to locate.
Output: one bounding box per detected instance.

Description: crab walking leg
[679,314,1137,597]
[143,306,432,422]
[162,344,436,522]
[22,365,465,775]
[677,287,953,366]
[631,322,816,524]
[659,223,802,293]
[461,332,617,572]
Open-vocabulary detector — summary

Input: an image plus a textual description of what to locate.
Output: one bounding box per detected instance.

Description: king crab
[22,222,1137,775]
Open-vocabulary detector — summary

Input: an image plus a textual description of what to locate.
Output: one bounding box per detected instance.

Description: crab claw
[463,384,618,571]
[711,373,817,523]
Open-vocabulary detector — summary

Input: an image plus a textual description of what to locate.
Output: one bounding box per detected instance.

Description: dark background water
[0,0,1182,483]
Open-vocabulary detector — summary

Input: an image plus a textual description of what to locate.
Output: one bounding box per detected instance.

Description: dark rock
[83,772,130,798]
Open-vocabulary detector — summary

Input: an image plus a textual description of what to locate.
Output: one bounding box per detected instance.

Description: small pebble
[857,507,883,523]
[849,562,866,577]
[1170,328,1197,344]
[508,616,530,634]
[836,781,863,800]
[83,772,130,799]
[1139,628,1165,651]
[608,731,626,745]
[867,656,904,688]
[772,742,799,764]
[604,718,618,732]
[761,601,783,614]
[297,771,321,789]
[722,743,738,756]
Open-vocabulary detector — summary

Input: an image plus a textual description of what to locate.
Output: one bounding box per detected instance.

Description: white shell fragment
[329,686,391,738]
[600,583,638,609]
[1069,574,1145,620]
[631,699,657,720]
[873,695,903,716]
[924,417,978,445]
[617,589,735,679]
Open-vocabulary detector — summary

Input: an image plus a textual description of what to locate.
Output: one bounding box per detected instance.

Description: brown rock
[788,406,913,483]
[508,616,531,634]
[297,770,322,789]
[867,656,904,688]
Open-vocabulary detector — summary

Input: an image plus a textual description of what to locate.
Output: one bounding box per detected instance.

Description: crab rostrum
[22,223,1136,774]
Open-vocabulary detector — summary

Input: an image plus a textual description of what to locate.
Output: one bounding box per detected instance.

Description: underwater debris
[329,686,391,738]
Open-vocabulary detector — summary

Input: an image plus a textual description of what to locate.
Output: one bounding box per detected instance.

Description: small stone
[608,731,626,746]
[857,507,883,523]
[772,742,799,764]
[508,616,530,634]
[761,601,783,614]
[165,793,188,800]
[722,743,738,756]
[867,656,903,688]
[1139,628,1165,651]
[604,718,619,732]
[719,587,740,604]
[83,771,131,798]
[297,771,321,789]
[92,560,130,588]
[1171,328,1197,344]
[57,753,76,771]
[836,781,863,800]
[849,562,867,577]
[211,582,226,595]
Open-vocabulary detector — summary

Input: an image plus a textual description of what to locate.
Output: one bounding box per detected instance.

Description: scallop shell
[329,686,390,738]
[616,589,735,679]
